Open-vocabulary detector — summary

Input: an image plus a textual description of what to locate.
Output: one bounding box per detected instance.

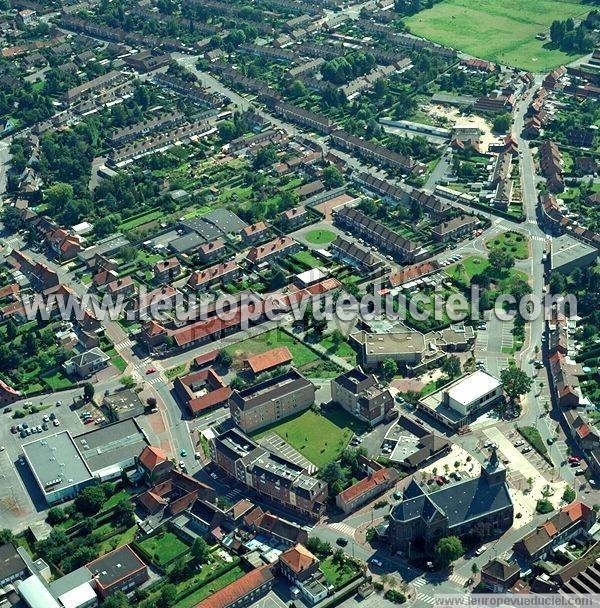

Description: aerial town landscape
[0,0,600,607]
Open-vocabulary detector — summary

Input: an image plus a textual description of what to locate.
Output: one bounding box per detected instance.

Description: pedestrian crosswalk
[449,573,469,586]
[114,338,135,351]
[412,577,426,588]
[531,235,546,242]
[416,592,435,605]
[328,522,356,537]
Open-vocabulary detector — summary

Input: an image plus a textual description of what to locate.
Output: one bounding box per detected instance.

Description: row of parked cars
[80,411,106,425]
[11,413,60,438]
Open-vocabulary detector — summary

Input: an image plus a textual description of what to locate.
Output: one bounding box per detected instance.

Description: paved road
[0,138,11,200]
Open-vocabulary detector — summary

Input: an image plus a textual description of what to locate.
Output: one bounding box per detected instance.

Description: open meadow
[406,0,588,72]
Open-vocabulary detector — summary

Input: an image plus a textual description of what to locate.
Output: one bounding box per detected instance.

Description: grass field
[253,406,365,468]
[225,328,318,369]
[138,532,189,566]
[406,0,588,72]
[305,229,336,245]
[486,231,529,259]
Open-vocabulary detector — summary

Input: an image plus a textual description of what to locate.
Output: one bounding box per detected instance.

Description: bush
[385,590,406,604]
[536,498,554,514]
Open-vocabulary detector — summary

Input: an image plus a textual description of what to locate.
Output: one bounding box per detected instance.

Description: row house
[247,236,301,266]
[336,467,398,514]
[431,214,479,243]
[473,94,515,114]
[329,236,382,275]
[333,207,420,263]
[272,101,336,134]
[108,111,185,147]
[152,73,224,108]
[62,69,125,104]
[240,221,271,245]
[353,172,406,205]
[280,206,307,229]
[539,140,564,193]
[543,66,566,90]
[410,190,453,222]
[187,261,240,291]
[287,58,325,79]
[153,257,181,284]
[238,43,297,64]
[330,129,425,175]
[197,238,226,264]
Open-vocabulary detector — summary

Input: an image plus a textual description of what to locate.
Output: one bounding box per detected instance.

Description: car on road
[42,423,48,431]
[370,558,383,567]
[180,449,187,457]
[336,537,348,547]
[575,468,586,475]
[522,446,532,454]
[56,400,62,406]
[3,407,11,413]
[36,425,42,433]
[475,545,487,556]
[210,472,218,480]
[146,367,157,375]
[568,455,581,463]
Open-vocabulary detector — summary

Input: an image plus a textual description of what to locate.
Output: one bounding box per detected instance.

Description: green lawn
[172,566,246,608]
[320,556,360,590]
[292,251,324,269]
[486,231,529,259]
[305,229,336,245]
[138,532,189,566]
[225,328,318,369]
[445,255,489,283]
[253,406,365,468]
[119,209,163,231]
[406,0,588,72]
[319,336,357,363]
[96,524,137,556]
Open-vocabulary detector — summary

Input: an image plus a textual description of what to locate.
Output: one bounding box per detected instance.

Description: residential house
[240,222,270,245]
[187,261,240,291]
[196,565,275,608]
[329,237,382,275]
[247,237,300,266]
[153,257,182,284]
[245,347,293,376]
[198,239,226,264]
[336,467,399,514]
[174,368,232,417]
[137,445,174,483]
[480,558,521,592]
[63,348,110,379]
[280,206,307,229]
[514,502,595,560]
[432,215,478,243]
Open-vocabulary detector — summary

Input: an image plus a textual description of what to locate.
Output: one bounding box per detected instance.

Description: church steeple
[482,445,506,485]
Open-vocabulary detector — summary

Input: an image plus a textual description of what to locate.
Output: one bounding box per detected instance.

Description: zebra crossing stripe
[416,593,435,604]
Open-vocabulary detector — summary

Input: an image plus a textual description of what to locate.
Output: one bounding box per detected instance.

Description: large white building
[419,370,503,430]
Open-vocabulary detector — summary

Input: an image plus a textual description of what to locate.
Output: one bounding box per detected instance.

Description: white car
[475,545,487,556]
[370,558,383,567]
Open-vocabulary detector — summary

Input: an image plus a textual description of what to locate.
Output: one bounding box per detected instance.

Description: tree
[114,499,135,527]
[536,498,554,514]
[100,592,129,608]
[550,20,566,44]
[0,529,14,545]
[47,507,67,526]
[216,350,233,368]
[191,537,210,565]
[381,358,398,380]
[488,248,515,272]
[492,113,511,133]
[2,206,25,232]
[168,556,189,583]
[500,365,533,403]
[83,382,95,402]
[562,485,576,504]
[5,319,17,341]
[287,79,307,99]
[74,484,106,516]
[323,165,344,189]
[442,355,461,379]
[330,329,345,350]
[157,583,177,608]
[434,536,464,567]
[44,182,73,212]
[321,461,345,487]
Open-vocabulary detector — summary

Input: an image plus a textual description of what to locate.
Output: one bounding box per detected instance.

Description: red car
[146,367,157,375]
[84,418,95,425]
[10,426,16,434]
[568,456,582,464]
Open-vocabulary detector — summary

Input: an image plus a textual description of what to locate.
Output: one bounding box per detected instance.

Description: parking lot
[0,391,99,528]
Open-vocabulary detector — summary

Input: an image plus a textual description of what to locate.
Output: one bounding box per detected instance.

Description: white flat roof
[18,575,61,608]
[58,582,97,608]
[296,268,326,285]
[447,370,501,407]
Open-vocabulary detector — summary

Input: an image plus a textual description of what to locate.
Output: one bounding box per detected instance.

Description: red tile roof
[196,565,274,608]
[246,346,293,374]
[337,468,397,504]
[279,544,318,574]
[247,236,297,263]
[138,446,168,471]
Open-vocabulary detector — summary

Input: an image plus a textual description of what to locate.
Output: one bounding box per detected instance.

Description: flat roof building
[86,545,148,598]
[22,431,94,505]
[419,370,503,430]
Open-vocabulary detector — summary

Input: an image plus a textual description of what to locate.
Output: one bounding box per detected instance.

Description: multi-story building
[210,428,327,519]
[153,257,181,284]
[331,367,393,426]
[272,101,336,134]
[329,237,382,275]
[336,466,398,514]
[431,214,479,243]
[229,369,315,433]
[387,448,513,549]
[86,545,148,598]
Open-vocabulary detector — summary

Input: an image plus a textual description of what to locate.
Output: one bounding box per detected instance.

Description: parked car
[53,419,60,427]
[514,440,525,447]
[370,558,383,567]
[10,426,16,434]
[575,468,586,476]
[568,455,581,463]
[522,446,532,454]
[336,537,348,547]
[475,545,487,556]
